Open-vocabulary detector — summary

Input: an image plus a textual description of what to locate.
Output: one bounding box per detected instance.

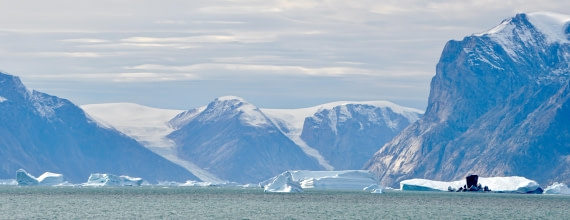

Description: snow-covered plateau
[400,176,541,193]
[260,170,383,193]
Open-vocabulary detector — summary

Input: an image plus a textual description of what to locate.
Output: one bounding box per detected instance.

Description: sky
[0,1,568,110]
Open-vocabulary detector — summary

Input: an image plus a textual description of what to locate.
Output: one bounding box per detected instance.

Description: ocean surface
[0,186,569,219]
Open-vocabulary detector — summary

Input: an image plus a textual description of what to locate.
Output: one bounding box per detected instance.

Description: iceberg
[261,170,382,193]
[16,169,67,186]
[83,173,143,186]
[544,182,570,194]
[400,176,541,193]
[0,179,17,185]
[263,171,303,193]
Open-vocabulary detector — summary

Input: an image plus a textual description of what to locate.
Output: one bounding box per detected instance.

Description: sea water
[0,186,569,219]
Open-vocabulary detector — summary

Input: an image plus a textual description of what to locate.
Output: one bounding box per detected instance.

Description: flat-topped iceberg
[261,170,382,193]
[16,169,67,186]
[83,173,143,186]
[544,182,570,194]
[400,176,540,193]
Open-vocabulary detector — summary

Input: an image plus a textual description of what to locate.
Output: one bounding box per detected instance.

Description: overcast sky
[0,1,568,110]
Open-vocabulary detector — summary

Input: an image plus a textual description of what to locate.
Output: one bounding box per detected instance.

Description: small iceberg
[82,173,143,186]
[263,171,303,193]
[400,175,541,193]
[0,179,17,185]
[544,182,570,194]
[16,169,67,186]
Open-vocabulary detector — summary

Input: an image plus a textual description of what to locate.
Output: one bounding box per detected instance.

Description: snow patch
[400,176,540,193]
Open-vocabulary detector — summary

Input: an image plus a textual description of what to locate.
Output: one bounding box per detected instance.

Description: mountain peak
[215,95,247,103]
[526,12,570,43]
[478,12,570,44]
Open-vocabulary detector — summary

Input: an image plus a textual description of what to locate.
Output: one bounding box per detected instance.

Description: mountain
[168,96,324,183]
[264,101,422,170]
[365,12,570,187]
[82,97,423,184]
[0,72,199,183]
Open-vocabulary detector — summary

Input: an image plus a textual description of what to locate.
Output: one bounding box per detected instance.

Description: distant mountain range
[83,96,422,183]
[0,73,199,183]
[365,12,570,187]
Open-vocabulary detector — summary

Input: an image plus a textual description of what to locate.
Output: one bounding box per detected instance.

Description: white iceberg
[0,179,17,185]
[400,176,540,193]
[544,182,570,194]
[16,169,67,186]
[363,184,383,193]
[83,173,143,186]
[263,171,303,193]
[261,170,382,193]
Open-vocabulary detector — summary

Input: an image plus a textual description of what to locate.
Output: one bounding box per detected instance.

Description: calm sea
[0,186,568,219]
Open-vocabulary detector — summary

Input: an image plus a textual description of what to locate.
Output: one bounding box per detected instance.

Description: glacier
[82,173,144,186]
[400,176,540,193]
[16,169,67,186]
[260,170,382,193]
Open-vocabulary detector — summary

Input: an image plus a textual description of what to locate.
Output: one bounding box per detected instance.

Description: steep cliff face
[0,72,198,183]
[300,103,421,170]
[365,12,570,187]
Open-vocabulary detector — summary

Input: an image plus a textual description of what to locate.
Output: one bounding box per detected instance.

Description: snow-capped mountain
[0,72,199,183]
[365,12,570,187]
[168,96,324,183]
[265,101,422,170]
[83,96,422,183]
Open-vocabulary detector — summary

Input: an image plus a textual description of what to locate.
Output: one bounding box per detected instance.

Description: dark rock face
[0,72,198,183]
[466,175,478,189]
[300,104,421,170]
[168,97,323,183]
[365,13,570,187]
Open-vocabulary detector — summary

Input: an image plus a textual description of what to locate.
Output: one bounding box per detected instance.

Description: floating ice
[263,171,303,193]
[261,170,382,193]
[0,96,6,103]
[400,176,540,193]
[16,169,67,186]
[0,179,17,185]
[83,173,143,186]
[544,182,570,194]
